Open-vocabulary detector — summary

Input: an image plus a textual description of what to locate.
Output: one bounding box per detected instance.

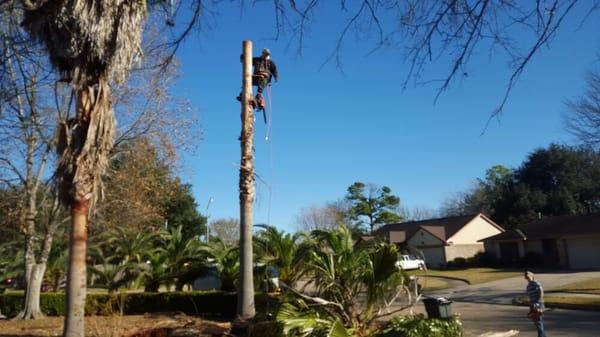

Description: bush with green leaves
[275,224,415,337]
[199,238,239,291]
[0,291,277,318]
[254,225,311,290]
[377,315,463,337]
[87,225,209,292]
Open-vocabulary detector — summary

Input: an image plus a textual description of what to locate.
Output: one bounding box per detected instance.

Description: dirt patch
[0,313,232,337]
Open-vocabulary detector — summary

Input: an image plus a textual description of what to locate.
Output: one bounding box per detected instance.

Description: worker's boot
[256,94,266,111]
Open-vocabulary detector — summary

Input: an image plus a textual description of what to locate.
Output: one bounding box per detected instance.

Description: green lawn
[554,277,600,294]
[418,278,452,291]
[408,268,523,284]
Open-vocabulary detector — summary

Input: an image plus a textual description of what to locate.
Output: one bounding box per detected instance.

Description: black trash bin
[422,297,453,319]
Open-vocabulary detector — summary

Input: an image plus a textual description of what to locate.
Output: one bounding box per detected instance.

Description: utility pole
[237,40,256,320]
[205,197,214,243]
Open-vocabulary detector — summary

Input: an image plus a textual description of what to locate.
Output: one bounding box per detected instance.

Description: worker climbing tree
[238,48,278,123]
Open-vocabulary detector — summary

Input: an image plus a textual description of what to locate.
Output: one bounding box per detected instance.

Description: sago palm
[88,247,138,294]
[160,225,203,290]
[135,252,170,292]
[199,238,240,291]
[44,241,69,292]
[277,224,407,337]
[254,225,310,290]
[105,227,158,265]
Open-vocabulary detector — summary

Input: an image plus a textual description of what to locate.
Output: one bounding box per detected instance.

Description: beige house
[481,213,600,269]
[375,213,504,268]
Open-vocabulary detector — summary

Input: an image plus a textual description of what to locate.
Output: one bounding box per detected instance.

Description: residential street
[408,301,600,337]
[412,271,600,336]
[426,271,600,304]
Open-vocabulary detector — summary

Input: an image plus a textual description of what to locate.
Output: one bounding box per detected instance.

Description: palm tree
[277,225,408,337]
[200,238,240,291]
[160,225,204,291]
[104,228,157,265]
[238,41,255,319]
[88,247,138,294]
[44,240,69,292]
[20,2,149,335]
[254,225,310,290]
[135,252,169,292]
[0,241,24,292]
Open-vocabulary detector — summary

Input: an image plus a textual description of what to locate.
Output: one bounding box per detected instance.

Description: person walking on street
[525,271,547,337]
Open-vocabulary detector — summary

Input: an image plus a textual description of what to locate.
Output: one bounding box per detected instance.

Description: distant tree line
[442,144,600,227]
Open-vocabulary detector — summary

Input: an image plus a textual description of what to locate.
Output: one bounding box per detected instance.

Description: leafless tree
[210,217,240,244]
[296,202,348,231]
[400,206,438,221]
[0,2,68,319]
[264,0,599,119]
[565,69,600,149]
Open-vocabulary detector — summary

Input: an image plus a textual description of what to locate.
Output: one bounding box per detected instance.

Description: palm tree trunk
[63,199,89,337]
[237,40,255,320]
[63,88,94,337]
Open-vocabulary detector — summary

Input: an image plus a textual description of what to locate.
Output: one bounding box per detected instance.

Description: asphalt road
[412,271,600,336]
[408,301,600,337]
[427,271,600,305]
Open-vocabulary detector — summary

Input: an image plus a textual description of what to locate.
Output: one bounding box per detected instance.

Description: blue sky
[169,2,600,232]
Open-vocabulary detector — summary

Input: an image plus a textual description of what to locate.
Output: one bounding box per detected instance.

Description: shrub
[470,252,499,267]
[0,291,277,318]
[447,253,499,269]
[518,252,543,268]
[450,257,467,269]
[377,314,463,337]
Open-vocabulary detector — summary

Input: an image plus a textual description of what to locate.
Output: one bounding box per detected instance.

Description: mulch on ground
[0,313,232,337]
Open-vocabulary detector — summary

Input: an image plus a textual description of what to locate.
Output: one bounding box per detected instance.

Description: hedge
[0,291,278,318]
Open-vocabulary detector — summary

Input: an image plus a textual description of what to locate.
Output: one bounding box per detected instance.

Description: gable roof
[375,213,503,243]
[480,228,527,242]
[482,213,600,241]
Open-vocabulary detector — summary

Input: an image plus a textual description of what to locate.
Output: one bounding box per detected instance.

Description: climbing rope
[265,85,273,140]
[265,85,274,227]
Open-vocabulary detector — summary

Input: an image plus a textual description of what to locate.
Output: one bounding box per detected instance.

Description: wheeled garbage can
[422,297,453,319]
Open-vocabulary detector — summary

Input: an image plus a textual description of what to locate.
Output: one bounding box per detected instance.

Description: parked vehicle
[396,254,425,270]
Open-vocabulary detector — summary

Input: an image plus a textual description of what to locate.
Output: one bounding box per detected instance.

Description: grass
[553,277,600,294]
[517,295,600,311]
[418,278,452,291]
[408,268,522,285]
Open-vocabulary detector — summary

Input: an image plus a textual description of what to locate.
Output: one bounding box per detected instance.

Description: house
[374,213,504,268]
[481,213,600,269]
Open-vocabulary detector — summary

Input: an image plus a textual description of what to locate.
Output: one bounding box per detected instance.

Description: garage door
[419,247,445,268]
[566,237,600,269]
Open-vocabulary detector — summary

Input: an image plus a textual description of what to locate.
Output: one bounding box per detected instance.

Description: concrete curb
[417,275,471,285]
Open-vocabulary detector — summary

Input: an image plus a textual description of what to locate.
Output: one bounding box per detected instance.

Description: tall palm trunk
[61,85,115,337]
[63,199,89,337]
[61,88,93,337]
[237,40,255,320]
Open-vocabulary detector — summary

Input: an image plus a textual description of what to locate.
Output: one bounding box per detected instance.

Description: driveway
[408,301,600,337]
[425,271,600,305]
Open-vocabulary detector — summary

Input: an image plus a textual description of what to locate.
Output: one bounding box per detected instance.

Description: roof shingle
[375,214,498,242]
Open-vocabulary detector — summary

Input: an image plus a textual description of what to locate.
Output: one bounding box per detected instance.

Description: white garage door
[419,247,445,268]
[566,237,600,269]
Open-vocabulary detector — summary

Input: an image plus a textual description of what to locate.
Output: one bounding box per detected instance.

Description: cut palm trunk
[237,40,256,320]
